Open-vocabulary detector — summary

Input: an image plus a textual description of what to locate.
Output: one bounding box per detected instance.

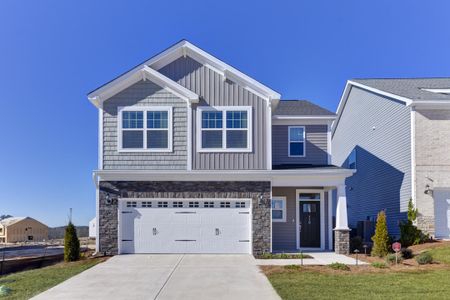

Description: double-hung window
[288,126,305,157]
[198,106,252,152]
[118,106,172,152]
[272,197,286,222]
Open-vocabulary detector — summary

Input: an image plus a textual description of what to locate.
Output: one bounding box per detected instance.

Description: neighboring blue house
[332,78,450,239]
[87,40,354,256]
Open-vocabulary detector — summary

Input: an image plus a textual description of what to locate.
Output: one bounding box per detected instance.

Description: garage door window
[189,201,200,208]
[142,201,152,208]
[172,201,183,208]
[203,202,215,208]
[158,201,168,208]
[127,201,137,208]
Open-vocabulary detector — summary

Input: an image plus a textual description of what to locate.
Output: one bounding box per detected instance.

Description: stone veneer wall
[334,229,350,255]
[98,181,271,255]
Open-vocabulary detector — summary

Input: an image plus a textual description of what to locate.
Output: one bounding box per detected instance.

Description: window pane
[289,127,304,142]
[202,130,222,148]
[147,130,168,149]
[290,142,304,156]
[202,111,222,128]
[122,131,143,148]
[122,111,143,129]
[226,111,248,128]
[226,130,247,148]
[147,111,168,129]
[272,210,283,219]
[272,200,284,209]
[299,193,320,200]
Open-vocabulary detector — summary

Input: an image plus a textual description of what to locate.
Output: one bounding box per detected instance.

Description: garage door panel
[119,200,251,254]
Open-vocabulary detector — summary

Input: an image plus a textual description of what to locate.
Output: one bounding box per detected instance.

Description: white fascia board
[93,168,354,183]
[332,80,414,137]
[88,66,199,108]
[348,81,413,105]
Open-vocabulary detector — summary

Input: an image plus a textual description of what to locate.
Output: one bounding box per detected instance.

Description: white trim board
[88,66,199,107]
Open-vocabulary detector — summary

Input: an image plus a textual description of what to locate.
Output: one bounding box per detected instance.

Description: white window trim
[117,106,173,153]
[288,126,306,157]
[272,196,287,222]
[196,106,252,153]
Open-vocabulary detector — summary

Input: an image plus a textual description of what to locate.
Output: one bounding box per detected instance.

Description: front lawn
[264,243,450,300]
[265,267,450,300]
[0,257,107,300]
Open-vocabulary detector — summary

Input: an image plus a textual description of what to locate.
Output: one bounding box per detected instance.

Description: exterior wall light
[424,184,433,195]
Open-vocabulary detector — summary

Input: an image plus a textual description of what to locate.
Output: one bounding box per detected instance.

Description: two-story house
[332,78,450,239]
[88,40,353,256]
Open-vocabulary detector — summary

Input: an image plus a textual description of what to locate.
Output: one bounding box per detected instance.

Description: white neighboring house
[89,218,96,238]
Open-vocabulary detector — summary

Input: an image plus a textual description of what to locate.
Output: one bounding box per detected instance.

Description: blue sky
[1,0,449,227]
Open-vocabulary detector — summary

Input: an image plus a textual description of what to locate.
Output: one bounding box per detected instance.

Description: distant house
[0,217,48,243]
[89,218,96,238]
[332,78,450,239]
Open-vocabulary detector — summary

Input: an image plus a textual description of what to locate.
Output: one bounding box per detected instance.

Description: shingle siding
[159,56,267,170]
[102,80,187,170]
[272,125,328,165]
[332,86,411,236]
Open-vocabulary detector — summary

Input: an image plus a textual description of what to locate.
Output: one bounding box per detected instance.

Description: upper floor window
[197,106,252,152]
[118,106,172,152]
[288,126,305,157]
[348,148,357,170]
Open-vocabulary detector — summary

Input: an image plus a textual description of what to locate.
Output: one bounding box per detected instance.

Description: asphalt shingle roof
[273,100,335,116]
[352,78,450,101]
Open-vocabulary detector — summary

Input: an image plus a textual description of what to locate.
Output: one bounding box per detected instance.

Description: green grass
[267,269,450,300]
[0,258,105,300]
[429,246,450,265]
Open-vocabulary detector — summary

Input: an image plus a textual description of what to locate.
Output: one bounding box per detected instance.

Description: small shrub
[416,252,433,265]
[371,262,387,269]
[64,222,80,262]
[284,265,302,271]
[400,248,413,259]
[386,253,403,265]
[329,262,350,271]
[350,236,363,252]
[371,211,390,257]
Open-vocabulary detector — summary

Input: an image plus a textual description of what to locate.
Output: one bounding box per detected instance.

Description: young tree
[371,210,390,257]
[64,222,80,262]
[407,198,418,222]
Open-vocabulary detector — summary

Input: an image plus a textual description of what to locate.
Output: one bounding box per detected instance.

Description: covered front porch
[270,168,353,254]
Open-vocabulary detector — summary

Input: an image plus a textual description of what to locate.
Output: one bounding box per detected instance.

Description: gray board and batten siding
[159,56,268,170]
[332,86,411,235]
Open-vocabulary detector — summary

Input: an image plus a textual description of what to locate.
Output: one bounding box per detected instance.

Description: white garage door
[119,199,252,254]
[434,189,450,239]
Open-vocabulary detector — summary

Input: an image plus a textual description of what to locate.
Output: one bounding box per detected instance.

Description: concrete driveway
[32,254,280,300]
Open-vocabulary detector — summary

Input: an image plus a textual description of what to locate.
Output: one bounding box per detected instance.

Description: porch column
[334,184,350,254]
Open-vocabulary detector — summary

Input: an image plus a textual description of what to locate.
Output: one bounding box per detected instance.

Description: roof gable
[332,78,450,135]
[88,40,281,107]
